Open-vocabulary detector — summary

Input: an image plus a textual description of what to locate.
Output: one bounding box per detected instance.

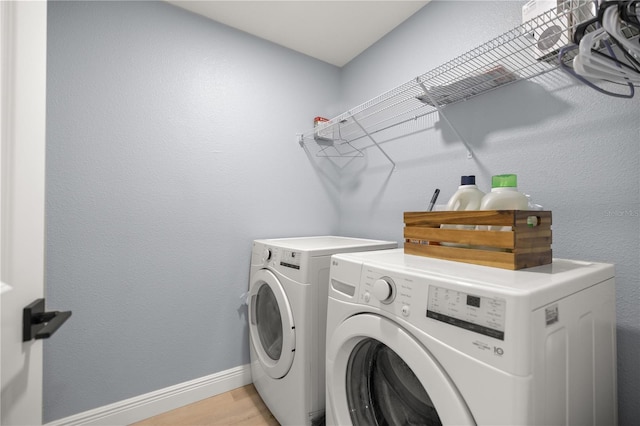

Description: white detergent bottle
[446,175,485,211]
[480,174,529,231]
[445,175,485,230]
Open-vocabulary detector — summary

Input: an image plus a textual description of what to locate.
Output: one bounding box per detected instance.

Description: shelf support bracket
[417,79,474,159]
[349,114,396,170]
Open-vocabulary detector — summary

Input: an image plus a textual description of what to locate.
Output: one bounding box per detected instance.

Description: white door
[326,314,476,426]
[1,1,48,424]
[248,269,296,379]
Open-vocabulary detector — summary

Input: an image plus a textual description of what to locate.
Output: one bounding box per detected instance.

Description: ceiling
[166,1,430,67]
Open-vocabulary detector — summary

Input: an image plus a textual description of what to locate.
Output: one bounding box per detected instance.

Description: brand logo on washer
[332,260,338,266]
[473,341,504,357]
[472,340,490,351]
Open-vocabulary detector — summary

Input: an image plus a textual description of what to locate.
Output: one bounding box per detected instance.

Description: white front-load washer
[326,249,617,425]
[248,236,397,425]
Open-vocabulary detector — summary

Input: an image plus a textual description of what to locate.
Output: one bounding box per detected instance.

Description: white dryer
[248,236,397,425]
[326,249,617,425]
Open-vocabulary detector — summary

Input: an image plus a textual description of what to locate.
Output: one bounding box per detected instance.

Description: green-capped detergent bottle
[480,174,528,231]
[480,174,528,210]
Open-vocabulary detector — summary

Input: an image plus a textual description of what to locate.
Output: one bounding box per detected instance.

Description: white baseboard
[45,364,252,426]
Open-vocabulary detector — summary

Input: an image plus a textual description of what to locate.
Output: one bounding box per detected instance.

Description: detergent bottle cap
[491,174,518,189]
[461,175,476,185]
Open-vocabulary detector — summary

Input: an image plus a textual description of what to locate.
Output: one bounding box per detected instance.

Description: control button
[401,305,410,317]
[363,291,371,302]
[372,277,395,304]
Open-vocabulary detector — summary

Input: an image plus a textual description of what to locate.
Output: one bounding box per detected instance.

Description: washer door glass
[249,268,295,379]
[347,338,441,425]
[255,283,283,360]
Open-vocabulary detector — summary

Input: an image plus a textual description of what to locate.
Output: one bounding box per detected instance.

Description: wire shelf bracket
[416,78,474,159]
[349,114,396,170]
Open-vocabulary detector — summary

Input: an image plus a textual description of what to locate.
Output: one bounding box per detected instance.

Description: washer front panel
[330,255,525,375]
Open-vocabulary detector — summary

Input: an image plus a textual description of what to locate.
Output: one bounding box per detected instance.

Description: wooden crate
[404,210,552,270]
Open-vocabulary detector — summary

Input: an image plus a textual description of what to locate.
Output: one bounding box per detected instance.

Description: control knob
[372,277,395,304]
[262,248,272,262]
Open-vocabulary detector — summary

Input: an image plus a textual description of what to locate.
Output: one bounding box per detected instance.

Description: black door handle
[23,298,72,342]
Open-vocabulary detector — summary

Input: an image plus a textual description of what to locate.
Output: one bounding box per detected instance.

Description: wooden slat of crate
[404,242,552,270]
[403,210,552,270]
[404,210,552,227]
[405,227,515,248]
[514,227,552,248]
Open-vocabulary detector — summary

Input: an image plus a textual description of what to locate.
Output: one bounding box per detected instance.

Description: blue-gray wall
[45,0,639,424]
[44,0,340,422]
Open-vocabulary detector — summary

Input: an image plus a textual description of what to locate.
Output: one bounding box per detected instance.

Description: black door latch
[23,298,72,342]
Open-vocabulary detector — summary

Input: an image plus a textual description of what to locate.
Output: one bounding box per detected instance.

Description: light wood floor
[130,384,279,426]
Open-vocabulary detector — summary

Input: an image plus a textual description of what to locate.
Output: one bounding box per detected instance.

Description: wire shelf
[299,1,606,156]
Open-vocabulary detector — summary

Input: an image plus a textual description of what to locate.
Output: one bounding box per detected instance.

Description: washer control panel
[358,265,507,340]
[426,286,506,340]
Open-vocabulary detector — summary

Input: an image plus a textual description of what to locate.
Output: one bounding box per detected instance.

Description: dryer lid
[254,236,396,256]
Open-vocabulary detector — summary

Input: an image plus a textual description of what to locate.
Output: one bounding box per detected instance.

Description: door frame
[1,0,47,424]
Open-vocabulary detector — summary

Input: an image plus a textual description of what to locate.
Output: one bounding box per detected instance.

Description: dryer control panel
[280,250,302,270]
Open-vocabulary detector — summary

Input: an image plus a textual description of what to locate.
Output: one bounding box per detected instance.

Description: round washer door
[248,268,295,379]
[327,313,475,426]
